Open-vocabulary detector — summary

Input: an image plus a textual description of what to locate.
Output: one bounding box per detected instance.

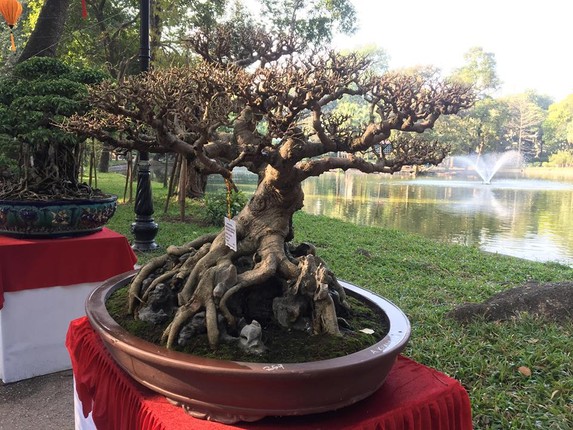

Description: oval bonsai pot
[0,195,117,238]
[86,271,411,424]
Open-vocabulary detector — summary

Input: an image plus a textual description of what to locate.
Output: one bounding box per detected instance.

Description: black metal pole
[131,0,159,251]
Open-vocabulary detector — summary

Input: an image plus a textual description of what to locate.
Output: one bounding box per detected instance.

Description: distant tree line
[332,46,573,165]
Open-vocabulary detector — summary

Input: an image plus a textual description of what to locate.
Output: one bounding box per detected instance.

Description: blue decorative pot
[0,195,117,238]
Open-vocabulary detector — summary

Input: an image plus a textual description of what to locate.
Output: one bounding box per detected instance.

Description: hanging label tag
[224,217,237,251]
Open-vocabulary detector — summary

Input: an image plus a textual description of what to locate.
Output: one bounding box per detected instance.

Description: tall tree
[502,92,547,160]
[432,97,508,155]
[543,94,573,155]
[57,0,356,74]
[64,25,474,349]
[451,46,500,96]
[429,47,505,155]
[58,0,139,78]
[0,0,41,63]
[17,0,70,63]
[148,0,227,65]
[258,0,356,45]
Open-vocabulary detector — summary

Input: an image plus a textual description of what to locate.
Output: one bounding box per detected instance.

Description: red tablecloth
[67,317,473,430]
[0,228,137,309]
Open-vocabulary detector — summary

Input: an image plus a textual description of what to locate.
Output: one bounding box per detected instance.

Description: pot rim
[0,194,118,206]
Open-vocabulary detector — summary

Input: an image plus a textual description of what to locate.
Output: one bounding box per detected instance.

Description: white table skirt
[0,282,101,383]
[74,378,97,430]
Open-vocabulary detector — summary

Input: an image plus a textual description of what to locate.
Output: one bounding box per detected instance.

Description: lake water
[208,170,573,266]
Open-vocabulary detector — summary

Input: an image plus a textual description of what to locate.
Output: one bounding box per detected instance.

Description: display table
[0,228,137,382]
[67,317,474,430]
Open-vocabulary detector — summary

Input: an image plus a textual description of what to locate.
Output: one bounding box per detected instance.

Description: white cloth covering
[74,377,97,430]
[0,282,100,383]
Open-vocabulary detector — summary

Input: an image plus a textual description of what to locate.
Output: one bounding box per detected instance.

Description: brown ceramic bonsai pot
[86,270,411,424]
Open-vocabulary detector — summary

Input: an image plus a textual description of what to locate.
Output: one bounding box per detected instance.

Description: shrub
[0,57,109,198]
[547,150,573,167]
[204,190,248,226]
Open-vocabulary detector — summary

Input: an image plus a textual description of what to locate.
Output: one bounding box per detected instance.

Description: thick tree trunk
[184,159,208,199]
[18,0,70,63]
[98,148,110,173]
[128,166,348,351]
[150,0,163,62]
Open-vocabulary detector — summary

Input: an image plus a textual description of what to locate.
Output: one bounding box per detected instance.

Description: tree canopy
[48,0,357,76]
[9,2,573,162]
[451,46,500,96]
[543,94,573,154]
[65,47,474,184]
[503,92,547,159]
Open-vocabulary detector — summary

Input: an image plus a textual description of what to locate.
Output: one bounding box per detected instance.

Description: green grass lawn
[97,172,573,429]
[525,166,573,181]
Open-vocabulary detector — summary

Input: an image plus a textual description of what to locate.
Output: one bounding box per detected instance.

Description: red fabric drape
[67,317,474,430]
[0,228,137,309]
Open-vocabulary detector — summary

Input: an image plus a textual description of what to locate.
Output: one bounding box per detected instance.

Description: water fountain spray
[454,151,523,184]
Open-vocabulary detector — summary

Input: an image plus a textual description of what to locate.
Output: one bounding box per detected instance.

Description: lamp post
[131,0,159,251]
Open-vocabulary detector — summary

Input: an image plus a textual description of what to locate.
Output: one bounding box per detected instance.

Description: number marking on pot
[263,364,285,371]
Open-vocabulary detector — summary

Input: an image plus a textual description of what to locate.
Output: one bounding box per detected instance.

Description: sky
[332,0,573,102]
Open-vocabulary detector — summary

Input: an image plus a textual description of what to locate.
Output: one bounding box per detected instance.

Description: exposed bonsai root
[172,243,213,295]
[141,265,182,302]
[166,233,218,257]
[128,254,170,313]
[286,254,341,335]
[162,301,201,347]
[130,228,351,352]
[129,235,220,314]
[163,259,237,348]
[313,263,341,336]
[219,234,285,327]
[178,235,231,304]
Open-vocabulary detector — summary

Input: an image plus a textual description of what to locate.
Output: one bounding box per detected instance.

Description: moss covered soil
[107,285,388,363]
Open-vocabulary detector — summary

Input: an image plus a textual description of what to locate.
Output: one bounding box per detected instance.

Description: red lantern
[0,0,22,52]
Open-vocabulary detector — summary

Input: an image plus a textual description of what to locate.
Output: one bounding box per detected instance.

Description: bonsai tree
[65,25,474,352]
[0,57,107,200]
